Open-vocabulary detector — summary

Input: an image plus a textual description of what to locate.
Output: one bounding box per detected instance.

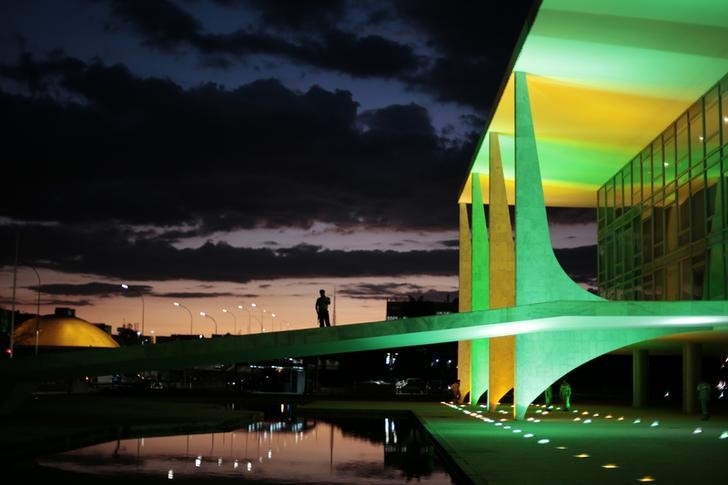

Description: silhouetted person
[316,289,331,327]
[450,379,461,403]
[544,385,553,406]
[559,380,572,410]
[697,380,711,420]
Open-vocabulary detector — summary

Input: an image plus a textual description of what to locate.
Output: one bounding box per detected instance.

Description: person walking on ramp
[316,289,331,328]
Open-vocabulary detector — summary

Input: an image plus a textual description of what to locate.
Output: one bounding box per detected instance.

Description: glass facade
[598,73,728,301]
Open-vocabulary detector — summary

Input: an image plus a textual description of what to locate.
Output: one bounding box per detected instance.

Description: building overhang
[459,0,728,207]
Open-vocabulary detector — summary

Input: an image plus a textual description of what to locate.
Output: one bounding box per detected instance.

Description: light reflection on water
[38,417,455,483]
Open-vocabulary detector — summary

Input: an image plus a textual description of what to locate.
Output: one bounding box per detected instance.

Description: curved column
[470,172,490,404]
[514,326,694,420]
[513,71,602,306]
[488,132,516,410]
[457,201,473,402]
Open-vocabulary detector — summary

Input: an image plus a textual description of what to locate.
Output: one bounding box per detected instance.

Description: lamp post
[173,302,193,335]
[222,308,237,335]
[250,303,264,333]
[199,311,218,337]
[121,283,145,336]
[25,265,42,356]
[237,304,252,334]
[271,313,277,332]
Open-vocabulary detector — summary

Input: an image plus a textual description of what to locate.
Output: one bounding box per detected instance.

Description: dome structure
[13,308,119,349]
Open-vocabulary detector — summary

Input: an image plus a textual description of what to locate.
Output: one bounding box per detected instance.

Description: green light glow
[461,0,728,207]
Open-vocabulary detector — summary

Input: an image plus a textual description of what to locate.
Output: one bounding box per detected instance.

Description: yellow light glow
[601,464,619,469]
[574,453,590,458]
[637,476,656,482]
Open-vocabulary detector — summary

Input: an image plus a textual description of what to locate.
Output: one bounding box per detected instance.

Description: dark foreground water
[23,409,457,484]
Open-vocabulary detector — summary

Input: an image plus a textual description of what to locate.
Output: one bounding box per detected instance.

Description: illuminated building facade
[455,0,728,415]
[598,74,728,301]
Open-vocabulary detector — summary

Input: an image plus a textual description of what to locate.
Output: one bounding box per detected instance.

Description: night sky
[0,0,596,335]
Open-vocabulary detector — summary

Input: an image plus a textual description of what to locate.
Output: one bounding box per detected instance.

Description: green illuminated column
[513,71,602,306]
[457,202,473,403]
[459,202,473,313]
[488,132,516,411]
[682,343,702,414]
[470,172,489,405]
[632,349,648,408]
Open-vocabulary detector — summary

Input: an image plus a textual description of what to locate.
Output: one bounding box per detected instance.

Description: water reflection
[37,415,454,483]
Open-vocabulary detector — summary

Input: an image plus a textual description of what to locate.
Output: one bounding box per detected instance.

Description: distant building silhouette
[386,294,458,320]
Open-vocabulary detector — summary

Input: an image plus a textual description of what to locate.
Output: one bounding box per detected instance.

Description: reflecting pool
[33,414,456,483]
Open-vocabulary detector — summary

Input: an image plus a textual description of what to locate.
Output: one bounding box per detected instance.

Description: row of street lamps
[120,283,282,337]
[174,301,278,336]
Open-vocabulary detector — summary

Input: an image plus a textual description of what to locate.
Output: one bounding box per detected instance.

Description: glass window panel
[691,169,706,241]
[606,179,614,225]
[615,172,623,217]
[705,160,721,232]
[644,143,656,200]
[665,198,678,253]
[597,186,606,223]
[663,129,676,183]
[680,259,692,300]
[721,79,728,151]
[633,156,642,203]
[676,114,689,180]
[623,164,632,209]
[705,87,720,154]
[643,274,653,301]
[689,100,704,166]
[654,269,664,300]
[641,210,652,264]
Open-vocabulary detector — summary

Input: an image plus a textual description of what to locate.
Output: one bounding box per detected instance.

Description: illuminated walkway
[3,299,727,384]
[303,400,728,484]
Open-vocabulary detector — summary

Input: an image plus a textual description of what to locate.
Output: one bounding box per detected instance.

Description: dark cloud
[154,291,238,298]
[0,223,458,283]
[0,297,93,308]
[395,0,538,110]
[339,281,457,301]
[439,239,459,248]
[244,0,345,31]
[32,282,153,297]
[547,207,597,225]
[1,53,473,231]
[100,0,535,110]
[105,0,418,78]
[553,245,597,286]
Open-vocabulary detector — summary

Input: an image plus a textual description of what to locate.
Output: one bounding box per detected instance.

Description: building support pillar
[682,343,702,414]
[487,132,516,412]
[469,173,490,404]
[632,348,648,408]
[457,201,473,403]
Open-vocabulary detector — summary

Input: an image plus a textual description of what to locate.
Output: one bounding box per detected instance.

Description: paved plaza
[303,400,728,484]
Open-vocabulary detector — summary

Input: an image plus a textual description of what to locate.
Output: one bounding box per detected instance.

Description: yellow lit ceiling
[460,0,728,206]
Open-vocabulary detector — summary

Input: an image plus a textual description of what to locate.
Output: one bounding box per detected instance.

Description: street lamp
[27,265,41,356]
[250,303,264,333]
[173,302,193,335]
[271,313,277,332]
[222,308,237,335]
[237,304,252,334]
[121,283,145,336]
[199,311,218,337]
